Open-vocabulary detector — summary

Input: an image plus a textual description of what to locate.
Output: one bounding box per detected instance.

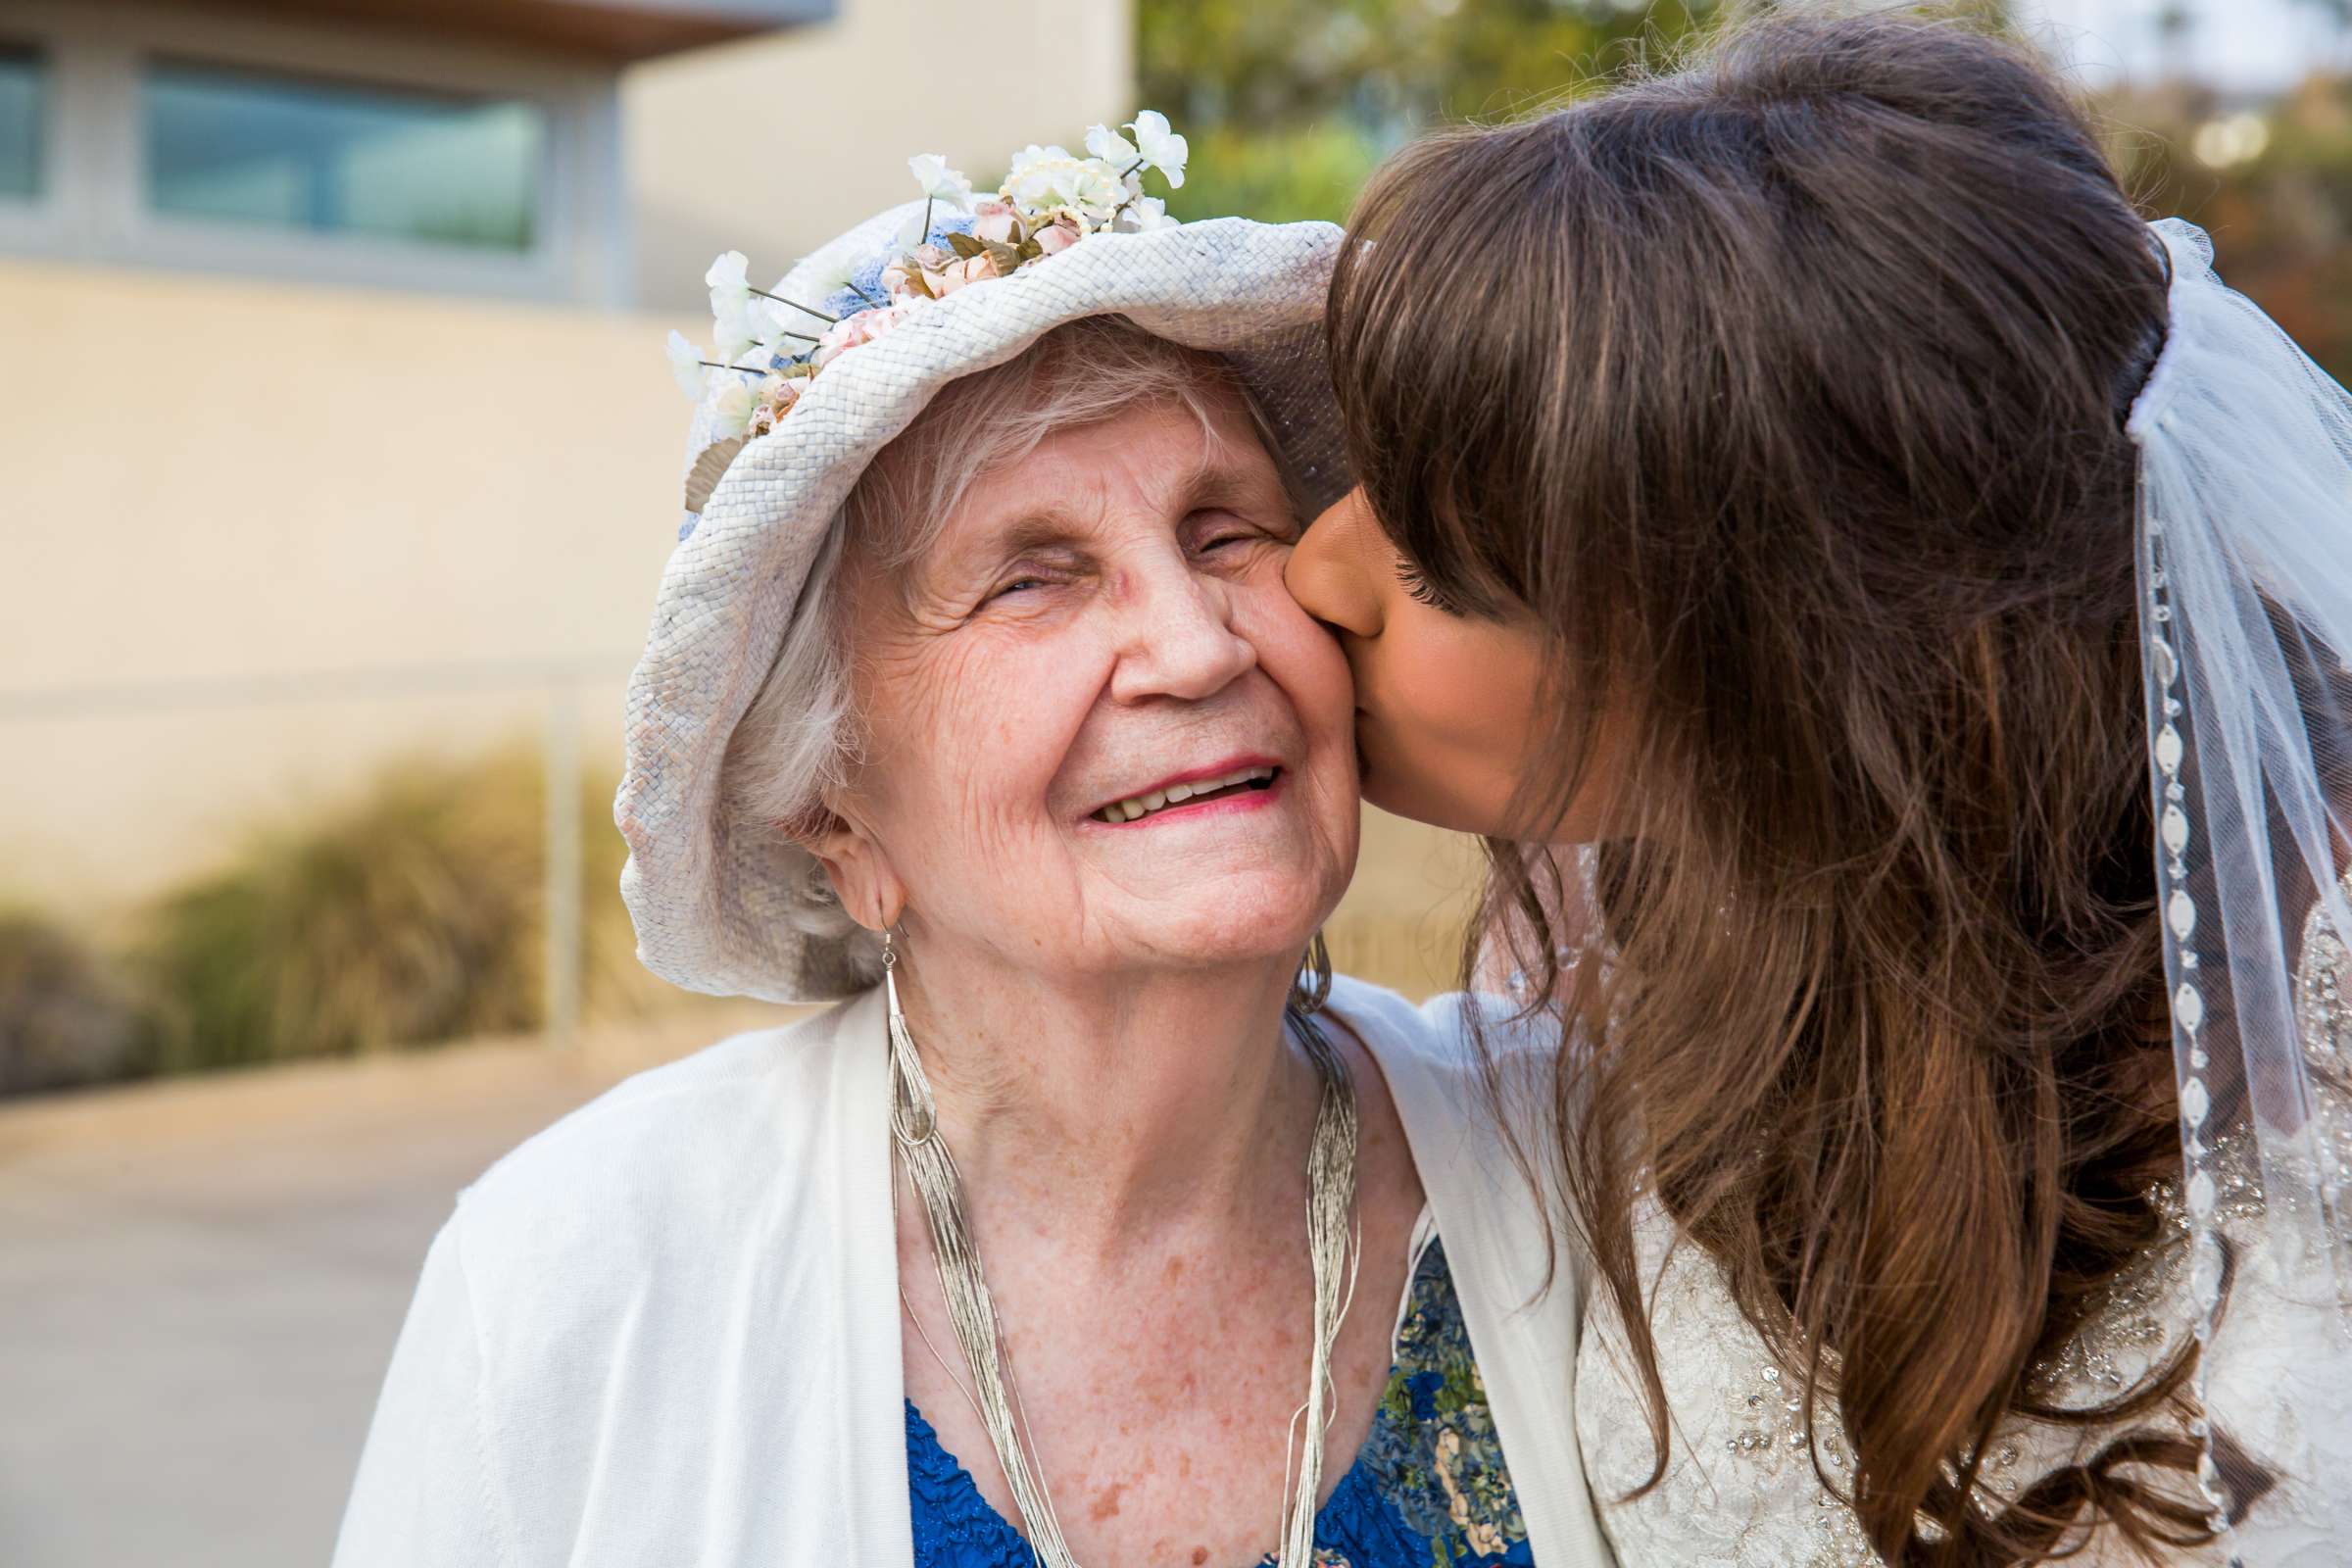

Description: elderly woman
[330,133,1606,1568]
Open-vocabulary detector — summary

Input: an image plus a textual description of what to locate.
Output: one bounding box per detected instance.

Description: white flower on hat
[708,373,758,437]
[1084,122,1138,170]
[665,330,708,401]
[1126,110,1188,188]
[1005,143,1069,179]
[1003,148,1127,229]
[907,154,976,213]
[714,297,784,362]
[1117,195,1178,233]
[706,250,752,310]
[706,250,779,360]
[797,250,857,299]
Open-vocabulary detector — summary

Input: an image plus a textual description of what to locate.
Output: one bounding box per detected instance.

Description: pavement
[0,1001,792,1568]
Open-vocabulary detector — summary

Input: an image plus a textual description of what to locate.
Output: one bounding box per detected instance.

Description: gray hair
[722,315,1293,946]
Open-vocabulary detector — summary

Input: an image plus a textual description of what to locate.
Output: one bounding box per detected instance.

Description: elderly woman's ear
[790,802,907,934]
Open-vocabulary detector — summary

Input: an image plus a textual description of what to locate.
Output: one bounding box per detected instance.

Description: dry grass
[129,748,661,1077]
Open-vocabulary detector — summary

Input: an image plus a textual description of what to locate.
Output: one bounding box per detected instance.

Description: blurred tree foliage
[2105,74,2352,382]
[1140,0,2352,386]
[1140,0,1710,129]
[1140,0,1716,223]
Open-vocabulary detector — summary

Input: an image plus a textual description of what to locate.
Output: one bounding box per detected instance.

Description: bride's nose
[1286,487,1383,639]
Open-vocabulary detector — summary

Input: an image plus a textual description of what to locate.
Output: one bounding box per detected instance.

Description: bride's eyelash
[1394,559,1463,615]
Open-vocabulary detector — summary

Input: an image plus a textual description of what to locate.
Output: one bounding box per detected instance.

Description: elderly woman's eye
[990,576,1048,600]
[1193,513,1275,553]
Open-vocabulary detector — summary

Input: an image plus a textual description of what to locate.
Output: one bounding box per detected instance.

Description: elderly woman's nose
[1105,566,1257,705]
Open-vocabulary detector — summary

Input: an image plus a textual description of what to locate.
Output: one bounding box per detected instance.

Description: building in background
[0,0,1133,906]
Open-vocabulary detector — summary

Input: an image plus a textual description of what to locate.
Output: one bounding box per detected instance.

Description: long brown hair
[1327,13,2246,1564]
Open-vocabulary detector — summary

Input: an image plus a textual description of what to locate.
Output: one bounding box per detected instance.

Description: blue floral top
[905,1232,1532,1568]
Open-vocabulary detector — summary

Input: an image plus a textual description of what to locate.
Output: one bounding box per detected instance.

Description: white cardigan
[331,978,1607,1567]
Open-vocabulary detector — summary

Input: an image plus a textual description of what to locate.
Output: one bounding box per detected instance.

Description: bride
[1289,13,2351,1566]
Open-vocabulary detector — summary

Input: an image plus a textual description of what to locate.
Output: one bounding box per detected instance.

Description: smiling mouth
[1092,764,1280,824]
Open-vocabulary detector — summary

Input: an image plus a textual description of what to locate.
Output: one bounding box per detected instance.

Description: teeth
[1095,766,1276,823]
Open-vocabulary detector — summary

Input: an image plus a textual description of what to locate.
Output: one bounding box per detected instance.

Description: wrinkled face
[818,391,1360,982]
[1285,485,1591,840]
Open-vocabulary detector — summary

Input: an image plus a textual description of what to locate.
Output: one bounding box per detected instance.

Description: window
[0,44,41,200]
[143,61,544,252]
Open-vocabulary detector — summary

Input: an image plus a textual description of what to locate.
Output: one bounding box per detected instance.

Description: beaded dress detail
[1569,872,2352,1566]
[906,1230,1530,1568]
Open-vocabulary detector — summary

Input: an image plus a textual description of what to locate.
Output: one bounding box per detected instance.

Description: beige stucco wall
[0,257,689,906]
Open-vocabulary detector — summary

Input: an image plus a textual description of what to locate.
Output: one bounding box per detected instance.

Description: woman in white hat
[330,126,1608,1568]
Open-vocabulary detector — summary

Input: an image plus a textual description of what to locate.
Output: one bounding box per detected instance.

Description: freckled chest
[898,1183,1419,1566]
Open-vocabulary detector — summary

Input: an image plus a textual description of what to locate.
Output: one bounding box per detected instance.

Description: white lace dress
[1567,907,2352,1566]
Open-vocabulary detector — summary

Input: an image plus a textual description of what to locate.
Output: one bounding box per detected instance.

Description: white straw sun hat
[616,136,1351,1004]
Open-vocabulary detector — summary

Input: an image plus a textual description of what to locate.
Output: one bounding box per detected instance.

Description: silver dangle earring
[1290,930,1334,1015]
[881,928,937,1145]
